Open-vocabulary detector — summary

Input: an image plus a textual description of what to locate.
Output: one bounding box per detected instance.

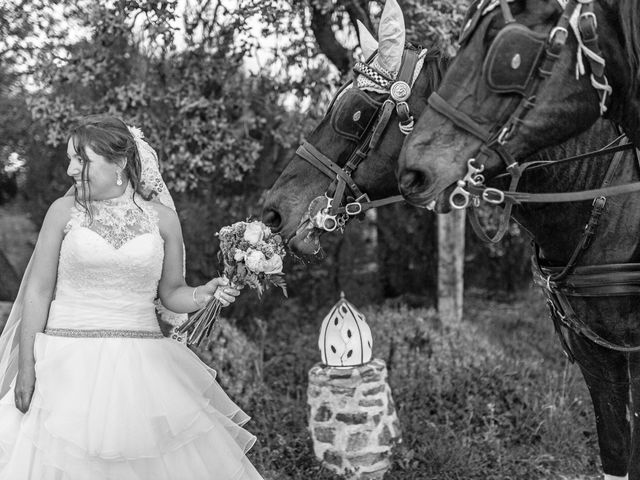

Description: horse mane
[420,45,451,93]
[617,0,640,94]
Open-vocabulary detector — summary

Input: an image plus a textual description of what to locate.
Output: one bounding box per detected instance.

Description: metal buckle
[592,196,606,209]
[497,126,511,145]
[449,159,485,210]
[345,202,362,216]
[579,11,597,31]
[549,26,568,46]
[395,101,410,119]
[482,188,505,205]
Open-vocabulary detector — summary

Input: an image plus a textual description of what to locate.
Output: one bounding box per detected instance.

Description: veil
[0,126,187,398]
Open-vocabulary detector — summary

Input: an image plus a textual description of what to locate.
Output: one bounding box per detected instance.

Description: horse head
[397,0,636,211]
[263,0,445,256]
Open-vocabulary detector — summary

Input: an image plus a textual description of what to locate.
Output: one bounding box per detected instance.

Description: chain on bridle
[294,45,423,236]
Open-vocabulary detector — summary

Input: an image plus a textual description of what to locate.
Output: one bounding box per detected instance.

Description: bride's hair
[68,115,148,213]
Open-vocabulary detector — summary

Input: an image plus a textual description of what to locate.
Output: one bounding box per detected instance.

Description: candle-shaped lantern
[319,292,373,367]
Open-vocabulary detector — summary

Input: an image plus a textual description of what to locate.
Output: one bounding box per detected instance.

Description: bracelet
[192,286,204,308]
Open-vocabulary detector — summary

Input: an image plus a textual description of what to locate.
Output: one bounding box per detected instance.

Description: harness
[431,0,640,362]
[293,46,423,236]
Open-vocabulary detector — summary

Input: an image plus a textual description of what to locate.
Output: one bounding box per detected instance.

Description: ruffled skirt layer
[0,333,263,480]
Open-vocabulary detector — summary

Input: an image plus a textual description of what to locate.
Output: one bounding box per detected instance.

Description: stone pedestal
[307,358,401,479]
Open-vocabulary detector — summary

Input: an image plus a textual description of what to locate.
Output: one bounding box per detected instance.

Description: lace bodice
[48,185,165,331]
[67,188,159,249]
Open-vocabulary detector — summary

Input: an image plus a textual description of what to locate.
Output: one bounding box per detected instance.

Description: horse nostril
[262,208,282,232]
[399,169,428,193]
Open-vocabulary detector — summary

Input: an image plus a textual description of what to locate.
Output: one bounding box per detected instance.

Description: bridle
[427,0,640,368]
[293,45,423,237]
[427,0,627,242]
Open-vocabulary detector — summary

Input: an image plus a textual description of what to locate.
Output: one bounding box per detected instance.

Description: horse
[262,1,640,477]
[389,0,640,478]
[397,0,640,210]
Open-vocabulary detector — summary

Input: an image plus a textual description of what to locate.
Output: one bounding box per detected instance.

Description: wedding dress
[0,185,263,480]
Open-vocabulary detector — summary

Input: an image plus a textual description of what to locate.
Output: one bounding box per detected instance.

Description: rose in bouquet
[176,220,287,346]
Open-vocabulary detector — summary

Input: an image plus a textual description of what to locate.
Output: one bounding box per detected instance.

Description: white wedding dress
[0,186,264,480]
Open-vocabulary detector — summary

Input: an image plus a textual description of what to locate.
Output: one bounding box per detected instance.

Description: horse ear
[377,0,405,73]
[357,20,378,60]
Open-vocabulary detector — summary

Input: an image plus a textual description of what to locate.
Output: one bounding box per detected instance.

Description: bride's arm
[16,196,71,413]
[156,205,239,314]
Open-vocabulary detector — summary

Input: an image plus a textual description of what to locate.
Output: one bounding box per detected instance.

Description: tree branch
[309,2,352,74]
[342,0,374,36]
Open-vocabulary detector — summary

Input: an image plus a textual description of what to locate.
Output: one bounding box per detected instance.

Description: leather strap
[428,92,491,142]
[296,141,365,201]
[530,140,640,354]
[496,180,640,204]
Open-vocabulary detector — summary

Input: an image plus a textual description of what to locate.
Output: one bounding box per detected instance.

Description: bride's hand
[15,366,36,414]
[199,277,240,308]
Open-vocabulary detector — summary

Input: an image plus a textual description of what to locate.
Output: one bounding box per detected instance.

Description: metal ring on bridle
[450,182,472,210]
[321,215,338,232]
[482,187,505,204]
[399,117,414,135]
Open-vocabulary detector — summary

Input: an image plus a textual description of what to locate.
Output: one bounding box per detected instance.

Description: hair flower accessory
[127,125,144,140]
[176,220,287,346]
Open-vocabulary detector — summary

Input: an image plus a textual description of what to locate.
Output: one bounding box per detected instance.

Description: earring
[116,169,123,186]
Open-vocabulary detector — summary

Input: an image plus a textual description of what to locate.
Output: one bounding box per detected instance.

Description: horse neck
[512,121,640,265]
[603,0,640,144]
[621,97,640,146]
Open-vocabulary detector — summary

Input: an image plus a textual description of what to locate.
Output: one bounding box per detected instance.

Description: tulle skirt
[0,332,264,480]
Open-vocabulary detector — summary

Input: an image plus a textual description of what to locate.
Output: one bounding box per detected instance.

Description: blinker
[330,88,382,141]
[483,23,547,95]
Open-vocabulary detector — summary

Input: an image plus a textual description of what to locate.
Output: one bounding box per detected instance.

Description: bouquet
[176,220,287,346]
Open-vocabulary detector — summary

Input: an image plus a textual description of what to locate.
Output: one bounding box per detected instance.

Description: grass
[211,286,602,480]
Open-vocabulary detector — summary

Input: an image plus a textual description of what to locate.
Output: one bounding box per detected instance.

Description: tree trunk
[0,249,19,301]
[437,210,465,324]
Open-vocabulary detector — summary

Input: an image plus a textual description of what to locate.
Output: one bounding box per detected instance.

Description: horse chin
[404,182,456,213]
[288,228,325,259]
[432,184,456,214]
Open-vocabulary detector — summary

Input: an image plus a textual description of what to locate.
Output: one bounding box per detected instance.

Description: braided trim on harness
[353,62,393,89]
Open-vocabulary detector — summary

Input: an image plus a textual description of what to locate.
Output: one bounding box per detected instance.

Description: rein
[293,46,422,236]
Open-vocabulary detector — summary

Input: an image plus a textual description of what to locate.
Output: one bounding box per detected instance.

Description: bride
[0,115,264,479]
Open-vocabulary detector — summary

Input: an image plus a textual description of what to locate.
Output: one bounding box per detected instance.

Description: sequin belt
[44,328,164,339]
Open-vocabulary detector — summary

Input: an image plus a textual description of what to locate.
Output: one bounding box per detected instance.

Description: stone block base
[308,358,401,479]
